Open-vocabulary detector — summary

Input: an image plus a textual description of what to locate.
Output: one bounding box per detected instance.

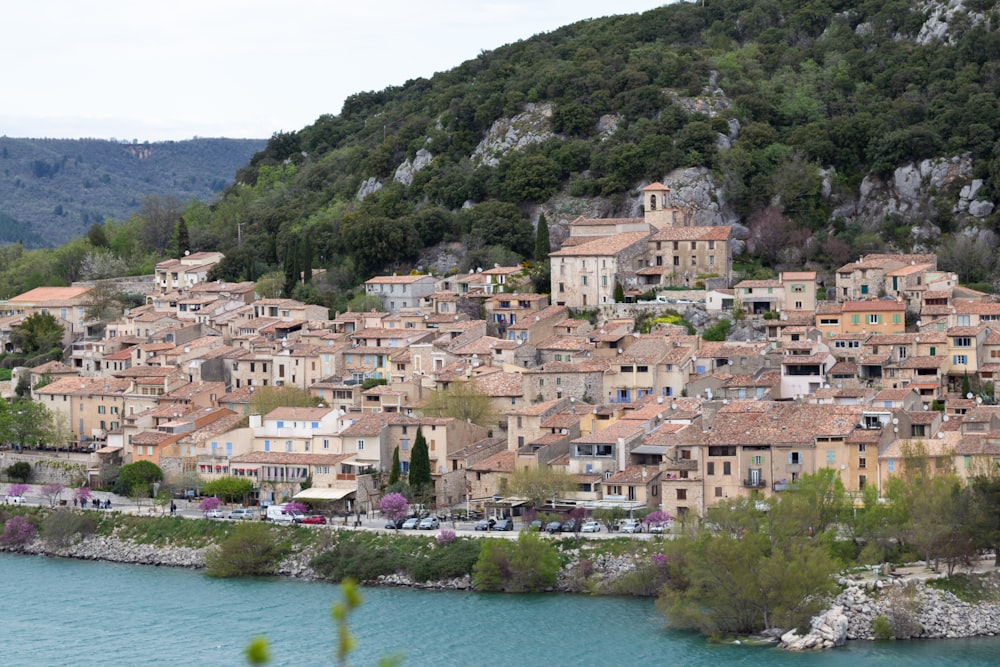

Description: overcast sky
[1,1,665,141]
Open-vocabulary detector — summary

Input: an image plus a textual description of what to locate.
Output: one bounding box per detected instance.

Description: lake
[3,554,1000,666]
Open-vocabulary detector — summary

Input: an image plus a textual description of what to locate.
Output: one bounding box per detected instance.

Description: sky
[2,1,665,142]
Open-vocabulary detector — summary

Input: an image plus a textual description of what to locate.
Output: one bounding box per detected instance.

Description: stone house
[550,232,650,308]
[154,252,225,293]
[364,275,438,312]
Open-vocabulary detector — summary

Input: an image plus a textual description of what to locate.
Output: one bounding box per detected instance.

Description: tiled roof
[550,232,650,257]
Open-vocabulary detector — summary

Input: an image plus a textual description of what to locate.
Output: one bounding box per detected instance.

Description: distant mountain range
[0,137,266,247]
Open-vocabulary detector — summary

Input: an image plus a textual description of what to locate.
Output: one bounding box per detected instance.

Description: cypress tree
[175,218,190,258]
[534,213,550,262]
[614,281,625,303]
[300,235,313,283]
[409,427,432,491]
[388,446,401,486]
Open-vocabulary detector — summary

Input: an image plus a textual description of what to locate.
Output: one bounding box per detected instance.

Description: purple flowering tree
[436,529,456,546]
[643,511,671,529]
[379,492,409,530]
[6,484,29,499]
[284,501,308,515]
[41,483,64,507]
[1,516,37,546]
[199,496,222,513]
[74,487,92,505]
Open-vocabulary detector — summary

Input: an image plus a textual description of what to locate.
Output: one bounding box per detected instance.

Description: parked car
[402,517,421,529]
[205,508,224,519]
[648,522,666,534]
[385,517,406,529]
[620,519,642,533]
[474,518,495,531]
[560,518,578,532]
[529,520,543,531]
[544,521,562,534]
[581,521,602,533]
[297,515,327,525]
[493,518,514,531]
[5,495,26,505]
[227,508,255,520]
[418,516,440,530]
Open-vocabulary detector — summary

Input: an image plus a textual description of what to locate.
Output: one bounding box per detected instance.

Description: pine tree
[174,218,190,258]
[614,281,625,303]
[409,427,432,491]
[388,446,401,486]
[534,213,550,262]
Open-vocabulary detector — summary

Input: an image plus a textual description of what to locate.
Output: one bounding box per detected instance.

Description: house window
[323,439,329,450]
[357,439,365,451]
[582,276,588,286]
[957,315,971,326]
[723,461,731,475]
[955,337,972,347]
[888,459,895,472]
[715,487,723,498]
[826,450,835,464]
[751,455,763,465]
[706,462,715,475]
[859,475,867,489]
[285,440,293,452]
[676,489,686,500]
[868,314,881,325]
[789,452,801,464]
[851,315,860,325]
[911,424,926,437]
[401,438,409,450]
[954,355,968,365]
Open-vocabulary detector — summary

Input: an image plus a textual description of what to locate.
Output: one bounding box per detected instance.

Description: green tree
[250,386,320,416]
[202,476,254,503]
[173,218,191,258]
[534,213,550,262]
[5,461,32,483]
[409,428,432,497]
[112,460,163,496]
[614,281,625,303]
[10,312,64,356]
[420,380,497,428]
[205,522,282,578]
[388,446,401,486]
[506,466,576,511]
[472,531,561,592]
[968,475,1000,566]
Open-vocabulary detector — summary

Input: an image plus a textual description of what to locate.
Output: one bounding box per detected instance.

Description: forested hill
[194,0,1000,311]
[0,137,265,247]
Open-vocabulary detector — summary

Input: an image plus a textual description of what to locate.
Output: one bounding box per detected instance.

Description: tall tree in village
[174,218,191,258]
[10,312,64,356]
[388,446,401,486]
[534,212,549,262]
[409,428,432,498]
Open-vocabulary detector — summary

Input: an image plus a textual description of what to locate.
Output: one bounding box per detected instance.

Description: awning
[630,444,668,455]
[294,487,355,501]
[95,445,122,454]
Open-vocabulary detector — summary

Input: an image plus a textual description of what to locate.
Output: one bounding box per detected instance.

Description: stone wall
[0,450,91,486]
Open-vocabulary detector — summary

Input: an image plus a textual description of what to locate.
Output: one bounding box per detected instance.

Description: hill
[0,137,266,246]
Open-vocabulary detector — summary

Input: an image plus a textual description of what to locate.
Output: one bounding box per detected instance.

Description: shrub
[472,531,560,593]
[42,509,97,548]
[204,522,282,578]
[872,614,893,641]
[6,463,31,483]
[410,538,480,582]
[311,536,396,582]
[2,515,37,546]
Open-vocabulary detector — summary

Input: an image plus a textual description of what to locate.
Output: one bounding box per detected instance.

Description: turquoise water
[3,554,1000,666]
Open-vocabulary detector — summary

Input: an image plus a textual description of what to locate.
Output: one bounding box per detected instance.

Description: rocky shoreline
[6,534,1000,651]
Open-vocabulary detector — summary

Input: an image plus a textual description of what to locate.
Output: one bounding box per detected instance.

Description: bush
[311,535,396,582]
[2,515,37,546]
[409,538,481,582]
[702,318,733,341]
[472,531,560,592]
[42,509,96,548]
[6,462,31,483]
[872,614,893,641]
[204,522,282,578]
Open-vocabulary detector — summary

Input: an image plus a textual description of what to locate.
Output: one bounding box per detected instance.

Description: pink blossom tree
[1,516,37,545]
[436,529,456,546]
[643,510,671,528]
[284,501,308,515]
[379,492,409,530]
[199,496,222,513]
[41,483,64,507]
[6,484,29,499]
[74,487,92,506]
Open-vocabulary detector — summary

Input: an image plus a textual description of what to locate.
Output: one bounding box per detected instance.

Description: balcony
[741,478,767,489]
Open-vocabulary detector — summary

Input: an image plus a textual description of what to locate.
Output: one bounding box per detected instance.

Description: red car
[296,515,327,525]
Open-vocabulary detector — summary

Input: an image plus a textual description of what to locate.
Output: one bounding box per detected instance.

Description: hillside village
[2,182,1000,521]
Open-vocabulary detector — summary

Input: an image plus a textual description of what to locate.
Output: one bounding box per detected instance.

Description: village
[1,183,998,524]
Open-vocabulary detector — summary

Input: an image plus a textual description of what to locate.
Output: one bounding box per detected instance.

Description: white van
[5,495,26,505]
[266,504,298,522]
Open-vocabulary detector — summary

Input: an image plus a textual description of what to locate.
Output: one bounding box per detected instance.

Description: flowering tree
[436,529,456,546]
[643,511,671,528]
[1,516,37,545]
[284,501,308,515]
[199,496,222,513]
[41,483,64,507]
[74,487,92,505]
[379,492,409,529]
[6,484,29,498]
